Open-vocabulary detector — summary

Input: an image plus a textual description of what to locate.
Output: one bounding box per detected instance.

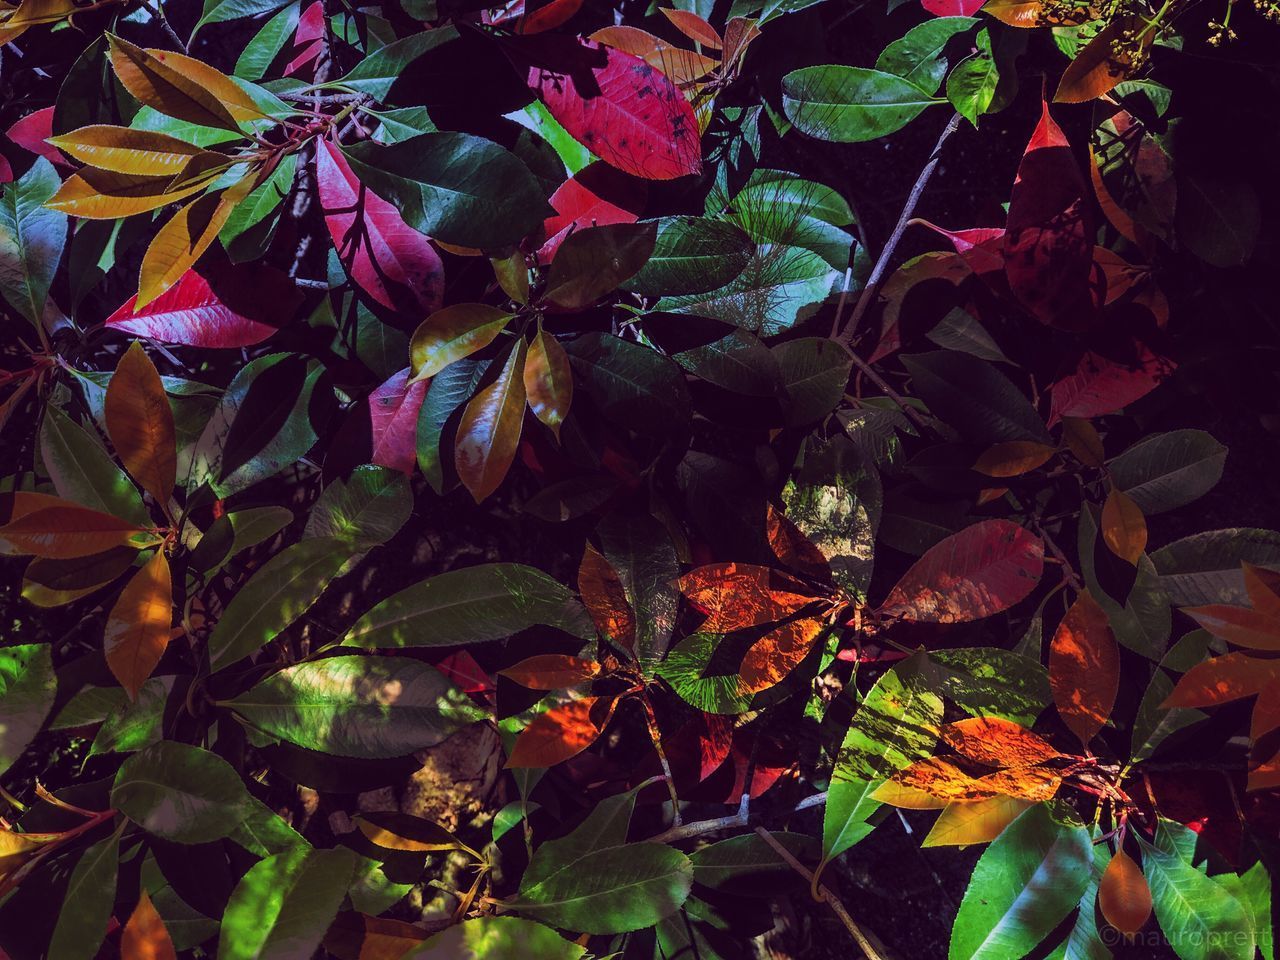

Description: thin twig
[753,826,895,960]
[647,791,827,844]
[140,0,189,54]
[1032,517,1083,591]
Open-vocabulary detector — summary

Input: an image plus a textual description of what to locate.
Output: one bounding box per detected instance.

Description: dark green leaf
[112,741,255,843]
[782,66,940,142]
[622,217,754,297]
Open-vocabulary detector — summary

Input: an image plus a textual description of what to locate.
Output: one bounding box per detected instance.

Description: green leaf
[597,511,680,664]
[566,333,691,436]
[1152,529,1280,606]
[674,329,781,396]
[112,741,255,843]
[1175,173,1259,269]
[336,27,459,100]
[0,644,57,776]
[782,65,940,142]
[1109,430,1227,515]
[545,222,657,309]
[876,17,977,94]
[416,357,489,494]
[0,157,66,327]
[40,405,148,526]
[653,634,756,715]
[219,153,296,259]
[621,217,754,297]
[719,170,856,270]
[929,647,1050,727]
[1139,836,1255,960]
[949,805,1092,960]
[406,916,586,960]
[225,654,484,757]
[48,825,122,960]
[234,3,300,80]
[689,833,820,892]
[774,337,854,426]
[342,135,550,249]
[345,563,593,648]
[947,29,999,127]
[90,676,174,756]
[304,466,411,549]
[196,0,290,31]
[218,846,357,960]
[187,504,293,574]
[206,537,350,671]
[231,797,309,857]
[902,350,1051,444]
[1239,862,1274,960]
[1046,829,1112,960]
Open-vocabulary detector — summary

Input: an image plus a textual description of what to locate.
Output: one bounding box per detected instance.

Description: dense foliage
[0,0,1277,955]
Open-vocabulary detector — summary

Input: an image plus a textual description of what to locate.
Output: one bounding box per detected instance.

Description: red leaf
[679,562,821,632]
[877,520,1044,623]
[506,695,617,768]
[435,650,493,695]
[916,221,1007,279]
[5,108,68,167]
[368,367,429,476]
[922,0,986,15]
[528,38,701,181]
[1047,340,1175,425]
[315,139,445,313]
[1049,590,1119,744]
[1003,102,1099,330]
[105,267,287,347]
[1162,652,1280,709]
[518,0,586,33]
[285,2,326,75]
[578,543,635,648]
[538,162,643,263]
[500,654,601,689]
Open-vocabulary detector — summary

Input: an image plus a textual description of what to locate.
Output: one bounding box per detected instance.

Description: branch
[140,0,189,54]
[647,791,827,844]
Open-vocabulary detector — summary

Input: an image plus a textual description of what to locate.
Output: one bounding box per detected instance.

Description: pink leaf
[528,37,701,180]
[315,139,445,313]
[877,519,1045,623]
[105,265,293,347]
[5,108,68,168]
[917,221,1007,279]
[285,2,326,75]
[922,0,986,14]
[368,367,429,475]
[538,162,643,263]
[1003,102,1100,331]
[1047,340,1175,425]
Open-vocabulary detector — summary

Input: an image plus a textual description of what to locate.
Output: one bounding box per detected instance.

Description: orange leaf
[1102,487,1146,564]
[765,504,832,583]
[1089,145,1140,246]
[1184,603,1280,651]
[578,543,635,648]
[107,35,262,131]
[738,617,825,694]
[1252,681,1280,740]
[506,696,616,768]
[972,441,1056,478]
[976,764,1063,802]
[1243,562,1280,619]
[660,8,721,48]
[121,890,176,960]
[1049,589,1119,744]
[45,167,210,220]
[588,26,718,86]
[455,340,527,503]
[106,341,176,505]
[679,562,820,631]
[523,323,573,439]
[1061,416,1105,467]
[1161,652,1279,709]
[888,757,997,803]
[869,779,949,810]
[1054,18,1150,105]
[1248,744,1280,792]
[941,717,1060,768]
[921,796,1034,848]
[105,549,173,700]
[354,812,462,853]
[1099,849,1153,936]
[0,505,147,559]
[500,654,601,690]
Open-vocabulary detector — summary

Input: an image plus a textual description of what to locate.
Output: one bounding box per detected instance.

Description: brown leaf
[679,562,821,632]
[523,324,573,439]
[107,35,262,132]
[1061,416,1105,467]
[1184,603,1280,651]
[106,342,176,505]
[1102,486,1147,564]
[578,543,635,648]
[455,340,527,503]
[1049,589,1119,744]
[1054,18,1150,105]
[408,303,512,382]
[499,654,602,690]
[0,505,148,559]
[941,716,1061,768]
[121,890,177,960]
[973,441,1057,478]
[105,549,172,700]
[1099,849,1153,936]
[505,696,616,768]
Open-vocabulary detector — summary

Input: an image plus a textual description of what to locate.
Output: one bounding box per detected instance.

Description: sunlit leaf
[1049,590,1119,744]
[104,549,172,700]
[105,341,176,504]
[455,339,527,503]
[409,303,512,382]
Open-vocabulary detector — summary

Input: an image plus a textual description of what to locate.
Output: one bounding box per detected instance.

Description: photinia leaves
[680,562,822,632]
[369,367,430,476]
[121,891,177,960]
[1047,342,1176,425]
[1102,486,1148,565]
[455,340,527,503]
[0,503,150,559]
[1098,848,1153,936]
[104,549,173,700]
[409,303,512,382]
[877,520,1044,623]
[578,543,635,648]
[105,342,176,505]
[544,221,657,309]
[527,37,702,180]
[507,695,617,768]
[523,323,573,438]
[1049,590,1119,744]
[538,162,644,262]
[500,654,602,689]
[105,267,285,347]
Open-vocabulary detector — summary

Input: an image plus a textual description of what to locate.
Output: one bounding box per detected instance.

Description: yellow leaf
[354,813,463,853]
[973,440,1056,478]
[921,796,1033,847]
[408,303,512,382]
[107,35,262,133]
[136,173,256,307]
[1102,486,1147,564]
[1061,416,1105,467]
[870,779,949,810]
[523,323,572,439]
[106,342,177,504]
[455,340,527,503]
[46,126,205,177]
[121,890,177,960]
[104,549,173,700]
[46,167,209,220]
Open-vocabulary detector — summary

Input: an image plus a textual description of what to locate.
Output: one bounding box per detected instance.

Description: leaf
[335,26,459,100]
[545,222,656,308]
[1138,836,1255,960]
[304,465,411,550]
[105,341,176,505]
[315,139,445,313]
[112,741,255,843]
[947,41,1000,126]
[782,65,940,142]
[877,519,1044,622]
[876,16,978,94]
[675,329,781,397]
[225,655,484,757]
[1152,529,1280,607]
[455,339,527,503]
[949,805,1092,960]
[506,695,617,768]
[105,268,280,347]
[1102,486,1147,565]
[39,404,148,525]
[1185,604,1280,651]
[930,647,1051,726]
[342,134,550,249]
[1054,18,1148,104]
[344,563,594,648]
[0,644,56,776]
[196,0,290,30]
[1162,651,1280,710]
[679,562,818,631]
[1099,849,1153,936]
[369,367,430,476]
[46,167,210,221]
[621,216,754,297]
[523,323,573,438]
[566,333,691,435]
[0,503,147,559]
[1109,430,1227,515]
[596,512,680,663]
[1176,173,1259,269]
[206,537,349,670]
[406,916,586,959]
[47,126,204,176]
[416,358,489,493]
[501,654,601,690]
[739,617,826,693]
[104,550,172,700]
[922,796,1034,847]
[48,826,121,960]
[902,351,1051,444]
[653,634,756,715]
[974,441,1056,478]
[356,811,462,854]
[1047,341,1175,425]
[689,834,822,892]
[0,156,66,326]
[218,846,357,960]
[578,543,635,647]
[107,36,261,132]
[528,38,701,180]
[409,304,512,382]
[539,162,644,261]
[121,891,177,960]
[941,716,1059,767]
[774,337,854,425]
[1050,590,1120,744]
